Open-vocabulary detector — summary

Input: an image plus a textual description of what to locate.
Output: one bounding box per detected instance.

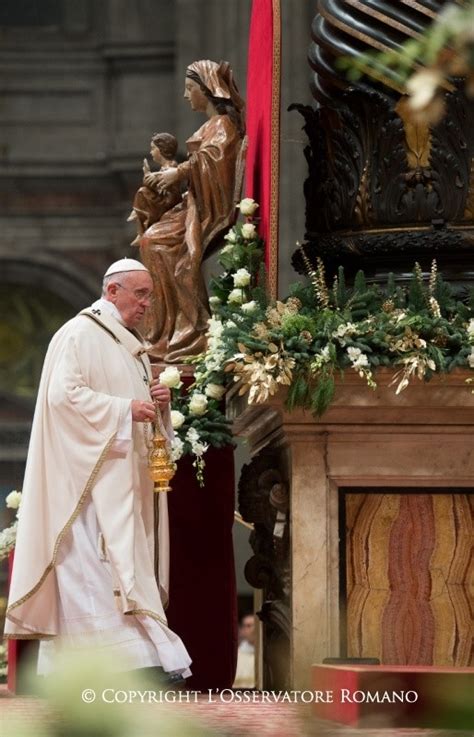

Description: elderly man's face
[106,271,154,329]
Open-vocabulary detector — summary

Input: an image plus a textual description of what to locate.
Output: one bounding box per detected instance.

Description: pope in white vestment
[4,259,192,679]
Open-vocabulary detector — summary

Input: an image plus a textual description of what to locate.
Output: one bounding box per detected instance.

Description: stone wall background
[0,0,314,297]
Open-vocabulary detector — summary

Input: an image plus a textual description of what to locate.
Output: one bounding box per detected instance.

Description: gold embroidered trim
[6,433,117,619]
[269,0,281,299]
[3,633,55,640]
[153,484,169,612]
[125,608,168,628]
[153,492,160,596]
[81,310,148,356]
[137,354,153,388]
[81,313,122,344]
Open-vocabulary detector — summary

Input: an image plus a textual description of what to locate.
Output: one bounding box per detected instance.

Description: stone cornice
[227,368,474,444]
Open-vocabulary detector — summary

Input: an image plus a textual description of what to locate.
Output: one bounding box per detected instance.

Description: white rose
[6,490,22,510]
[224,229,237,243]
[241,223,257,240]
[209,295,221,307]
[238,198,259,216]
[241,300,257,313]
[233,268,251,288]
[467,319,474,338]
[205,383,226,400]
[158,366,182,389]
[225,320,237,328]
[468,349,474,368]
[189,393,208,416]
[170,410,185,429]
[228,289,244,305]
[186,427,200,442]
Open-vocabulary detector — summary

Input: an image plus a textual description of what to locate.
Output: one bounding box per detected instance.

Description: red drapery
[166,446,237,689]
[246,0,281,298]
[164,374,237,690]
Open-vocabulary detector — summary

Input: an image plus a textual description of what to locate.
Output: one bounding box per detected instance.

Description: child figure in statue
[128,132,182,246]
[137,60,246,364]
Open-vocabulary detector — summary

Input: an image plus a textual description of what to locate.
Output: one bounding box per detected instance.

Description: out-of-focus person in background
[233,612,256,688]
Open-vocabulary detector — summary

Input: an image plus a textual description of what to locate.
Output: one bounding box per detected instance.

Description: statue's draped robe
[140,114,242,363]
[5,303,191,677]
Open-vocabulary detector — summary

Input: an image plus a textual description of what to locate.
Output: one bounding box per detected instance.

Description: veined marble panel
[346,492,473,667]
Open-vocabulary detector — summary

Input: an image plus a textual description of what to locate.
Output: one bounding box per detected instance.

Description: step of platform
[311,663,474,730]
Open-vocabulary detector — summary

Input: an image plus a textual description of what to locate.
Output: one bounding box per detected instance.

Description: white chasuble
[5,305,191,677]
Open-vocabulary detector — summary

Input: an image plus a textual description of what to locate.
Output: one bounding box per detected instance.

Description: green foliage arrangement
[168,201,474,481]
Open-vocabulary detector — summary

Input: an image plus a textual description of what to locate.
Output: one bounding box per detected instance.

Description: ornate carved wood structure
[237,450,291,689]
[292,0,474,285]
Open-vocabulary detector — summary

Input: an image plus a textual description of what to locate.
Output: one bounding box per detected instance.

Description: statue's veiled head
[185,60,245,133]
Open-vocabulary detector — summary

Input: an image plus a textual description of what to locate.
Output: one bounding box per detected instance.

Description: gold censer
[148,403,176,492]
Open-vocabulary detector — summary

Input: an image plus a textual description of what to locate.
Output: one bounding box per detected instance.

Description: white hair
[101,271,134,296]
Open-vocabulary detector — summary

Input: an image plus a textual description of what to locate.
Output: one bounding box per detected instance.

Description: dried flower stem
[414,262,424,287]
[315,256,330,309]
[299,242,322,305]
[332,275,339,308]
[429,259,438,296]
[429,296,441,318]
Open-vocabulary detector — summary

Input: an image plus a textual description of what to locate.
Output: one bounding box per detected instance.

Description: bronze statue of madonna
[135,60,246,363]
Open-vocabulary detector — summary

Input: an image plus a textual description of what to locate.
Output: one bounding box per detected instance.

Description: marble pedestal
[227,369,474,689]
